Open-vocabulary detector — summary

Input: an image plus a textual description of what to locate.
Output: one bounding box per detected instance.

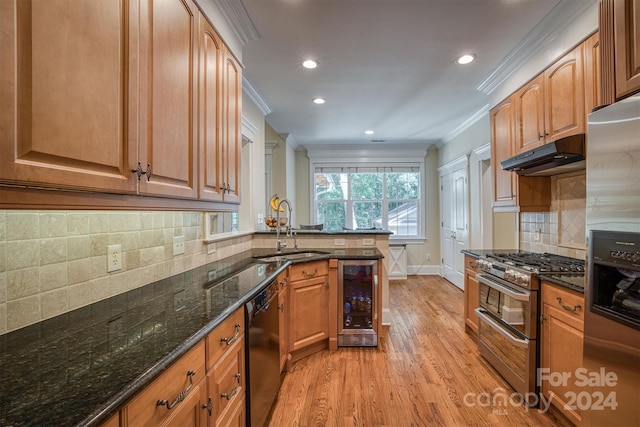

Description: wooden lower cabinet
[124,341,207,427]
[206,337,245,427]
[161,381,208,427]
[540,281,585,426]
[463,255,479,335]
[288,261,329,362]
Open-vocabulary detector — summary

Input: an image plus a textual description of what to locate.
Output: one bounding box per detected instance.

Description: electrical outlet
[173,235,185,256]
[334,238,346,246]
[534,229,541,242]
[362,238,374,246]
[107,244,122,272]
[426,253,431,261]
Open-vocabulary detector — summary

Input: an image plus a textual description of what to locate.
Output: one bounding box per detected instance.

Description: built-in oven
[583,230,640,425]
[475,271,538,402]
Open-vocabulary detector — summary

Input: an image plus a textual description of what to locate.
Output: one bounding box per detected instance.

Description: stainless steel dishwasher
[245,279,281,426]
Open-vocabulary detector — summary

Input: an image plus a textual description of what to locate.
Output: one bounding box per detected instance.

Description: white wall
[240,94,266,231]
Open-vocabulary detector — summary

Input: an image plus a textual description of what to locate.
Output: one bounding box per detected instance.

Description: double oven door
[475,272,538,400]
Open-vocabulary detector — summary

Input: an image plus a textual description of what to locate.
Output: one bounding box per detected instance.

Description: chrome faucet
[275,198,297,252]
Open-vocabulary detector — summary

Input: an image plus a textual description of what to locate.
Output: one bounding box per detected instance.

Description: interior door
[452,168,468,289]
[440,173,455,285]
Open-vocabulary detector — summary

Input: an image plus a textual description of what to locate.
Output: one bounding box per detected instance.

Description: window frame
[310,159,426,242]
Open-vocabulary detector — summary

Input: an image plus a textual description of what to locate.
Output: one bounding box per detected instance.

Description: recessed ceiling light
[302,59,318,69]
[364,130,375,135]
[312,97,325,104]
[456,54,476,65]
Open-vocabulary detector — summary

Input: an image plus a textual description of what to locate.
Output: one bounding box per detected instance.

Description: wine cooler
[338,260,378,347]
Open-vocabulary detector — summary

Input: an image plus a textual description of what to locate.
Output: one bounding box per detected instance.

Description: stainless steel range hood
[500,134,586,176]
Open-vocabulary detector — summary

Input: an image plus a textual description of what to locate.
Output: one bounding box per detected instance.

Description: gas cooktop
[483,252,585,273]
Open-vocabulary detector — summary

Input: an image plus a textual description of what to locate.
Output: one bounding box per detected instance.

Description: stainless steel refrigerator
[584,94,640,426]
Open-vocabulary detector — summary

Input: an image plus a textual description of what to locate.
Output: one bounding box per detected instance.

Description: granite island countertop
[0,248,383,426]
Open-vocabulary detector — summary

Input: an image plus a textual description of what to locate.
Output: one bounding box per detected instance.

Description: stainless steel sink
[255,251,328,262]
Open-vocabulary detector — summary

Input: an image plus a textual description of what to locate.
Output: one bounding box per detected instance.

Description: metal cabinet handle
[221,373,241,400]
[279,303,284,312]
[556,297,581,312]
[302,268,317,278]
[157,370,196,410]
[132,162,152,181]
[202,397,213,416]
[220,324,241,346]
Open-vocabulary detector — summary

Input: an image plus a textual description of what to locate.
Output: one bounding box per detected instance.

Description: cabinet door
[221,50,242,204]
[515,75,546,153]
[541,283,584,426]
[490,97,516,206]
[463,255,479,334]
[544,45,586,141]
[0,0,137,193]
[198,14,224,202]
[207,337,244,426]
[289,276,329,352]
[136,0,198,199]
[584,31,602,115]
[614,0,640,99]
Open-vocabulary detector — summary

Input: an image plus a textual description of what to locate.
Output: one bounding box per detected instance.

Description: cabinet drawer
[542,282,585,323]
[125,340,205,427]
[206,308,244,371]
[289,260,328,282]
[208,336,245,424]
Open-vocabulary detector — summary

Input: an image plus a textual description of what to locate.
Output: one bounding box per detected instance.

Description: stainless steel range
[473,251,585,402]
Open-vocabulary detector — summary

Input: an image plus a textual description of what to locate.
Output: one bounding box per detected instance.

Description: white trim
[437,155,469,175]
[306,145,429,162]
[407,264,441,275]
[443,105,490,143]
[212,0,259,45]
[382,308,391,326]
[476,0,597,95]
[242,76,272,116]
[473,143,491,161]
[241,116,257,142]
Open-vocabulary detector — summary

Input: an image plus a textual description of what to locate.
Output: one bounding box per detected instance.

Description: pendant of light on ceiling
[456,54,476,65]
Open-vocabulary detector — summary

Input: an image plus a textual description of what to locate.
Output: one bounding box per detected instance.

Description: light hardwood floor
[268,275,573,427]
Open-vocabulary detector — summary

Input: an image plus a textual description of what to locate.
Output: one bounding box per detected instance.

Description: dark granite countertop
[539,273,586,294]
[461,249,523,258]
[254,229,393,235]
[0,248,382,426]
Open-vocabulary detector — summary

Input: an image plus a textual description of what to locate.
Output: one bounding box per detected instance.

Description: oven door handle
[475,308,529,347]
[476,273,530,301]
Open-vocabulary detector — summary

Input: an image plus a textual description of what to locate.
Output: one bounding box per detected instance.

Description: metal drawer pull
[202,397,213,416]
[157,370,196,410]
[220,324,241,346]
[302,268,317,277]
[132,162,152,181]
[557,297,581,312]
[221,373,241,400]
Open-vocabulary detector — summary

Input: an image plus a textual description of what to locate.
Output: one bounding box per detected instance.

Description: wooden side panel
[584,31,602,115]
[600,0,617,105]
[0,0,136,193]
[138,0,198,198]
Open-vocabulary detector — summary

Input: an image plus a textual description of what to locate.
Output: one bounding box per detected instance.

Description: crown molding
[442,104,490,144]
[243,75,272,116]
[476,0,597,95]
[212,0,259,46]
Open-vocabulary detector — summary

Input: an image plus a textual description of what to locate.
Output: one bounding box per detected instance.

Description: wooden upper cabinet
[515,75,546,152]
[614,0,640,99]
[198,15,224,202]
[136,0,199,199]
[0,0,137,193]
[514,44,586,155]
[222,51,242,204]
[490,96,517,206]
[543,44,586,142]
[584,31,602,115]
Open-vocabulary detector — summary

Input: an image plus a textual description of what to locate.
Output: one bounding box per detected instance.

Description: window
[314,166,421,238]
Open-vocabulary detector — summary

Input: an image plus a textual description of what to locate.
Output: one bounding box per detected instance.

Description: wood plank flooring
[268,275,573,427]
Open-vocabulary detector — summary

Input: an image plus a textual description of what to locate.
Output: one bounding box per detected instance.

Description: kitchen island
[0,248,383,427]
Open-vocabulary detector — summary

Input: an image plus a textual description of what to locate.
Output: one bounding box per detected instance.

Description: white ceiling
[236,0,595,149]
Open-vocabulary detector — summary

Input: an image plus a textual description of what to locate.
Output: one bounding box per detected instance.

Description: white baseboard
[407,264,441,275]
[382,308,391,326]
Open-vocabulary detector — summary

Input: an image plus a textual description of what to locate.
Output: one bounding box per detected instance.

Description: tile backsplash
[0,210,251,335]
[519,172,587,260]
